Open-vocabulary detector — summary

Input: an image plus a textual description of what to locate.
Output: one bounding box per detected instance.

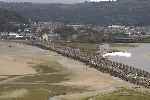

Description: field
[140,37,150,43]
[57,42,139,53]
[109,43,139,51]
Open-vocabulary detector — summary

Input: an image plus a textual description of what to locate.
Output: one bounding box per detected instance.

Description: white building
[8,32,23,39]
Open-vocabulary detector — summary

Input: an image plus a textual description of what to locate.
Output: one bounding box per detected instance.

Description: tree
[54,26,78,40]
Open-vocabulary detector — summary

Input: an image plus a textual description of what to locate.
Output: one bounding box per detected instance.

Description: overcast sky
[0,0,111,4]
[0,0,85,3]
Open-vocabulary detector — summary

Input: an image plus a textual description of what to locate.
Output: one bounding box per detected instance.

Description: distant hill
[0,8,27,32]
[0,0,150,26]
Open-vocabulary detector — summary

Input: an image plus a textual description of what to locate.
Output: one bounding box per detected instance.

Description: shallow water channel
[108,43,150,72]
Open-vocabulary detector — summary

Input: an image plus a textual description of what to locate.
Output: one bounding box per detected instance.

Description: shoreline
[18,40,150,88]
[0,40,150,99]
[0,40,135,99]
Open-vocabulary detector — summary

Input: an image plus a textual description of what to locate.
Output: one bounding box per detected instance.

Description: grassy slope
[140,37,150,43]
[83,88,150,100]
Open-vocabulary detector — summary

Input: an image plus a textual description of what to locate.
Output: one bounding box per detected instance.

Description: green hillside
[0,0,150,25]
[0,8,27,32]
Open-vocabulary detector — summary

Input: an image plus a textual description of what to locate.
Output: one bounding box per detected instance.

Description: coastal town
[0,0,150,100]
[1,21,150,43]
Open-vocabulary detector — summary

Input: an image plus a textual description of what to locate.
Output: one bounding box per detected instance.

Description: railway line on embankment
[10,40,150,88]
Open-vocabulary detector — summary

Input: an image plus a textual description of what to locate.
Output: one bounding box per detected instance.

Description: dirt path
[0,76,25,85]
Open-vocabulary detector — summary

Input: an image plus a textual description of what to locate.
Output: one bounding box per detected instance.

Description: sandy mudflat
[0,41,131,86]
[0,41,134,100]
[0,41,50,75]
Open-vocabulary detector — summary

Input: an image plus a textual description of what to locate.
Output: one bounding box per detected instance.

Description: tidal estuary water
[109,43,150,72]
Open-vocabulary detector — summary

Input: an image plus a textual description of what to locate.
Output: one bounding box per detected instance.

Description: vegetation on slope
[0,0,150,25]
[0,8,27,32]
[83,88,150,100]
